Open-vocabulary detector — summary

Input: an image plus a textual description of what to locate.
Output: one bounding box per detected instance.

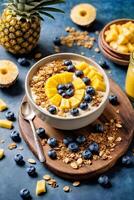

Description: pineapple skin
[0,9,41,54]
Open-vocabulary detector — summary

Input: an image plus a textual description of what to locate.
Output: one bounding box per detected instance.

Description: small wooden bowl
[101,18,134,59]
[98,35,129,66]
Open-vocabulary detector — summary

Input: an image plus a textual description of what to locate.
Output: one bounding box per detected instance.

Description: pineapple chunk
[60,98,70,110]
[83,67,90,76]
[60,72,73,84]
[87,70,103,80]
[105,29,118,42]
[45,88,57,98]
[110,24,118,32]
[91,79,106,92]
[36,180,46,196]
[117,34,128,45]
[49,94,62,107]
[69,97,80,108]
[0,149,4,160]
[53,74,62,84]
[0,120,13,129]
[74,89,85,101]
[109,41,118,50]
[91,74,103,82]
[117,45,129,53]
[75,62,89,70]
[0,99,8,111]
[45,76,58,89]
[128,43,134,53]
[73,78,86,90]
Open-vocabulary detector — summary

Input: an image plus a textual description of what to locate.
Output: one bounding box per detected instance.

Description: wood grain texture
[19,79,134,180]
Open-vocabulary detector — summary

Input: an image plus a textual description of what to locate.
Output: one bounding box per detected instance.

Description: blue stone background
[0,0,134,200]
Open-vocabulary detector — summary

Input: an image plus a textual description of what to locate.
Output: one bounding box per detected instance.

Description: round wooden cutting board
[19,79,134,180]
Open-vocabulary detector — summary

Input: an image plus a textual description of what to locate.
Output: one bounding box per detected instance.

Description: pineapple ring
[44,63,106,110]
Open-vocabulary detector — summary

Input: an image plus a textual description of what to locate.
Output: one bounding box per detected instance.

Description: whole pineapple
[0,0,64,54]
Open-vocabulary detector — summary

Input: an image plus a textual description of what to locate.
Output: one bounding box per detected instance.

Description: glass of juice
[125,52,134,101]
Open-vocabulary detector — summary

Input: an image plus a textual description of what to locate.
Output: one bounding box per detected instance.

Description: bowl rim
[25,53,110,121]
[101,18,134,56]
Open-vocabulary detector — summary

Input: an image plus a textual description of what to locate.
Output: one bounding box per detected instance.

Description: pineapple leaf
[39,11,55,19]
[38,7,64,13]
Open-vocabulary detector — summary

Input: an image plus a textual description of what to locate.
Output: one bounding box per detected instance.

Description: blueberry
[58,89,64,95]
[62,92,68,98]
[63,137,74,146]
[75,70,84,77]
[82,77,90,85]
[82,149,92,159]
[47,137,57,147]
[66,89,74,97]
[65,83,73,89]
[53,37,61,46]
[109,95,119,105]
[64,60,72,66]
[36,127,45,139]
[68,142,79,152]
[121,155,133,166]
[18,58,30,66]
[100,61,109,69]
[48,106,57,114]
[80,102,88,110]
[84,94,92,103]
[57,84,66,90]
[86,86,96,95]
[14,154,25,166]
[98,175,110,187]
[20,188,31,200]
[10,130,21,142]
[66,64,76,72]
[70,108,79,116]
[5,111,15,121]
[26,166,37,177]
[76,135,86,144]
[93,123,104,133]
[89,142,99,154]
[48,149,57,159]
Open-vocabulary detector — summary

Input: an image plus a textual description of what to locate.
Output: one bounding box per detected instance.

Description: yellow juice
[125,53,134,100]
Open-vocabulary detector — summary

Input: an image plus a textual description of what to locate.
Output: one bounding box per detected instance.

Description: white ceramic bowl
[25,53,110,130]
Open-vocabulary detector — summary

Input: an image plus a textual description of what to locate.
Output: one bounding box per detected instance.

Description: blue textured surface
[0,0,134,200]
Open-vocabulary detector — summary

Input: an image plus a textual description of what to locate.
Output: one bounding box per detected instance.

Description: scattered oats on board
[72,181,80,187]
[34,53,42,59]
[27,158,36,164]
[43,174,51,181]
[0,149,4,159]
[18,146,24,151]
[8,143,17,150]
[94,47,100,53]
[0,139,5,144]
[63,186,70,192]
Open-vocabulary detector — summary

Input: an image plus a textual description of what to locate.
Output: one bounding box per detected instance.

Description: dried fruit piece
[72,181,80,187]
[43,174,51,181]
[0,99,8,111]
[0,120,13,129]
[0,149,4,159]
[36,180,46,195]
[70,4,96,26]
[0,60,19,88]
[8,143,17,150]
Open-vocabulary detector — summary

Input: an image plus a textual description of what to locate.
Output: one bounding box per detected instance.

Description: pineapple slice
[91,74,103,82]
[87,70,103,80]
[60,98,70,110]
[128,43,134,53]
[83,67,90,76]
[45,76,58,89]
[75,62,89,70]
[89,65,97,71]
[0,149,4,160]
[74,89,85,101]
[0,99,8,111]
[45,88,57,98]
[49,94,62,107]
[53,74,62,84]
[60,72,73,84]
[0,120,13,129]
[73,78,86,90]
[91,79,106,92]
[117,34,128,45]
[36,180,46,196]
[117,45,129,53]
[69,97,80,108]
